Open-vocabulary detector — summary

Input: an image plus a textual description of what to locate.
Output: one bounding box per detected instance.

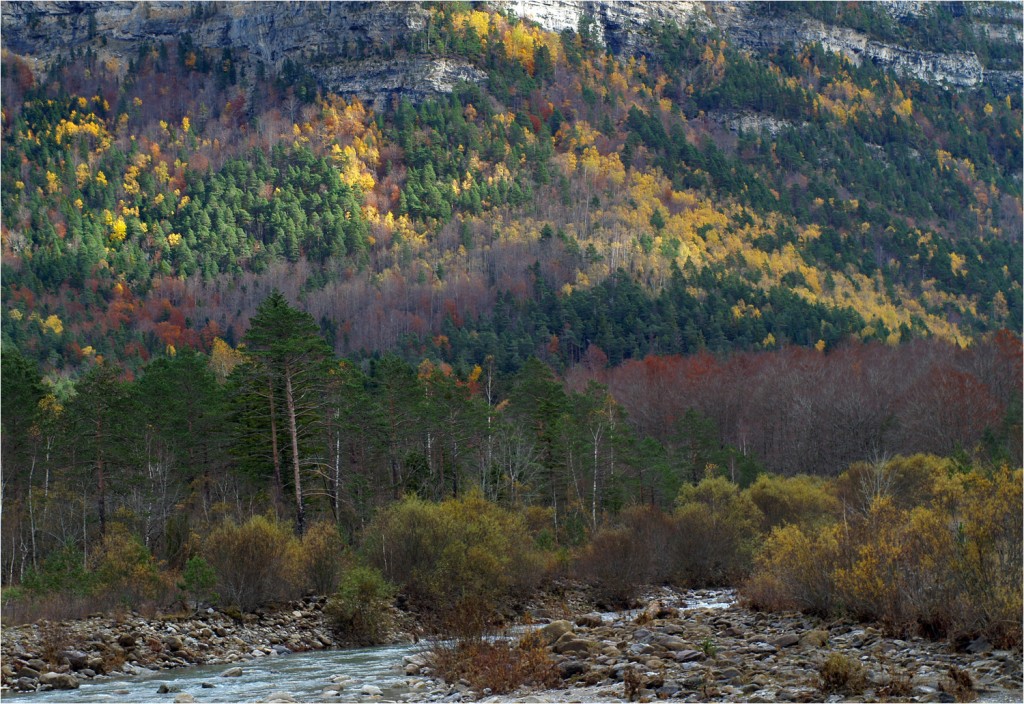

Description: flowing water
[3,590,741,703]
[3,642,431,702]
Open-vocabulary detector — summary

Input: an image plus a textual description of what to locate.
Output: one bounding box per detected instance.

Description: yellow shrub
[746,473,839,531]
[744,523,841,614]
[202,514,302,611]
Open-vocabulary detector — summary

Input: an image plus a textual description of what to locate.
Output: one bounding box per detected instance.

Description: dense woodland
[1,2,1021,648]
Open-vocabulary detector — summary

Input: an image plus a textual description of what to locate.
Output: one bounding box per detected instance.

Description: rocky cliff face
[2,1,1020,100]
[0,1,485,106]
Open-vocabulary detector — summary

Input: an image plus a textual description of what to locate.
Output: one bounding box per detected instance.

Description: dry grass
[431,630,560,695]
[940,665,977,702]
[819,653,868,695]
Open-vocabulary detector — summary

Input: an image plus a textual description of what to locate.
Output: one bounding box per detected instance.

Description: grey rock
[157,683,180,693]
[558,659,589,678]
[38,672,80,690]
[540,619,574,644]
[772,634,800,648]
[575,612,604,628]
[221,666,244,677]
[174,695,196,703]
[60,649,89,670]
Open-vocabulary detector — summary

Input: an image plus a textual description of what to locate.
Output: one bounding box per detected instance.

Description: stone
[201,682,216,688]
[360,684,383,695]
[658,636,688,651]
[772,634,800,648]
[575,612,604,628]
[553,637,592,655]
[716,667,742,682]
[174,695,196,703]
[558,660,589,678]
[262,693,298,703]
[966,637,991,654]
[38,672,80,690]
[221,666,244,677]
[675,649,704,663]
[118,634,136,647]
[540,619,574,644]
[60,649,90,670]
[15,677,37,691]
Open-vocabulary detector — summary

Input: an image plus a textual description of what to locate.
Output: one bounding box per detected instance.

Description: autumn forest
[1,1,1021,651]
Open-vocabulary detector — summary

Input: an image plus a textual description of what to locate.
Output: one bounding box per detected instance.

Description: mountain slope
[1,1,1020,374]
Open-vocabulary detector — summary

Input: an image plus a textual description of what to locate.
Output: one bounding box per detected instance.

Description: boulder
[38,672,80,690]
[174,695,196,703]
[540,620,574,645]
[771,634,800,648]
[553,637,592,655]
[575,612,604,628]
[221,667,243,677]
[558,660,589,679]
[359,684,383,695]
[60,649,89,670]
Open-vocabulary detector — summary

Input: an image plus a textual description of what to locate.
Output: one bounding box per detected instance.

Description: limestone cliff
[1,1,1020,100]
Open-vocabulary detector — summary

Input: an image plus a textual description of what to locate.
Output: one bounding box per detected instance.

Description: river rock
[60,649,89,670]
[174,695,195,703]
[262,692,298,703]
[157,683,180,693]
[675,649,704,663]
[558,659,589,678]
[221,666,243,677]
[360,684,383,695]
[15,676,37,691]
[575,612,604,628]
[541,620,574,644]
[38,671,79,689]
[772,634,800,648]
[553,637,593,655]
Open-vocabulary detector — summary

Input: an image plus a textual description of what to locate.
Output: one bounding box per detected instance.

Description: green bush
[300,520,347,595]
[325,565,395,645]
[202,514,301,611]
[673,476,763,585]
[177,555,217,607]
[361,490,543,631]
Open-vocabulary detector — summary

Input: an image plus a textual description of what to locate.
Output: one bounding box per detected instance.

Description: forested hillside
[1,1,1021,648]
[2,2,1021,374]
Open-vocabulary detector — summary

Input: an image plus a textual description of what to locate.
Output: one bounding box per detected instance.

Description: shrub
[325,565,395,645]
[299,520,346,595]
[177,555,217,608]
[362,491,543,630]
[743,523,841,614]
[833,454,946,517]
[746,464,1023,649]
[673,476,762,585]
[819,653,868,694]
[576,505,674,606]
[90,522,167,604]
[202,514,302,611]
[746,473,838,531]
